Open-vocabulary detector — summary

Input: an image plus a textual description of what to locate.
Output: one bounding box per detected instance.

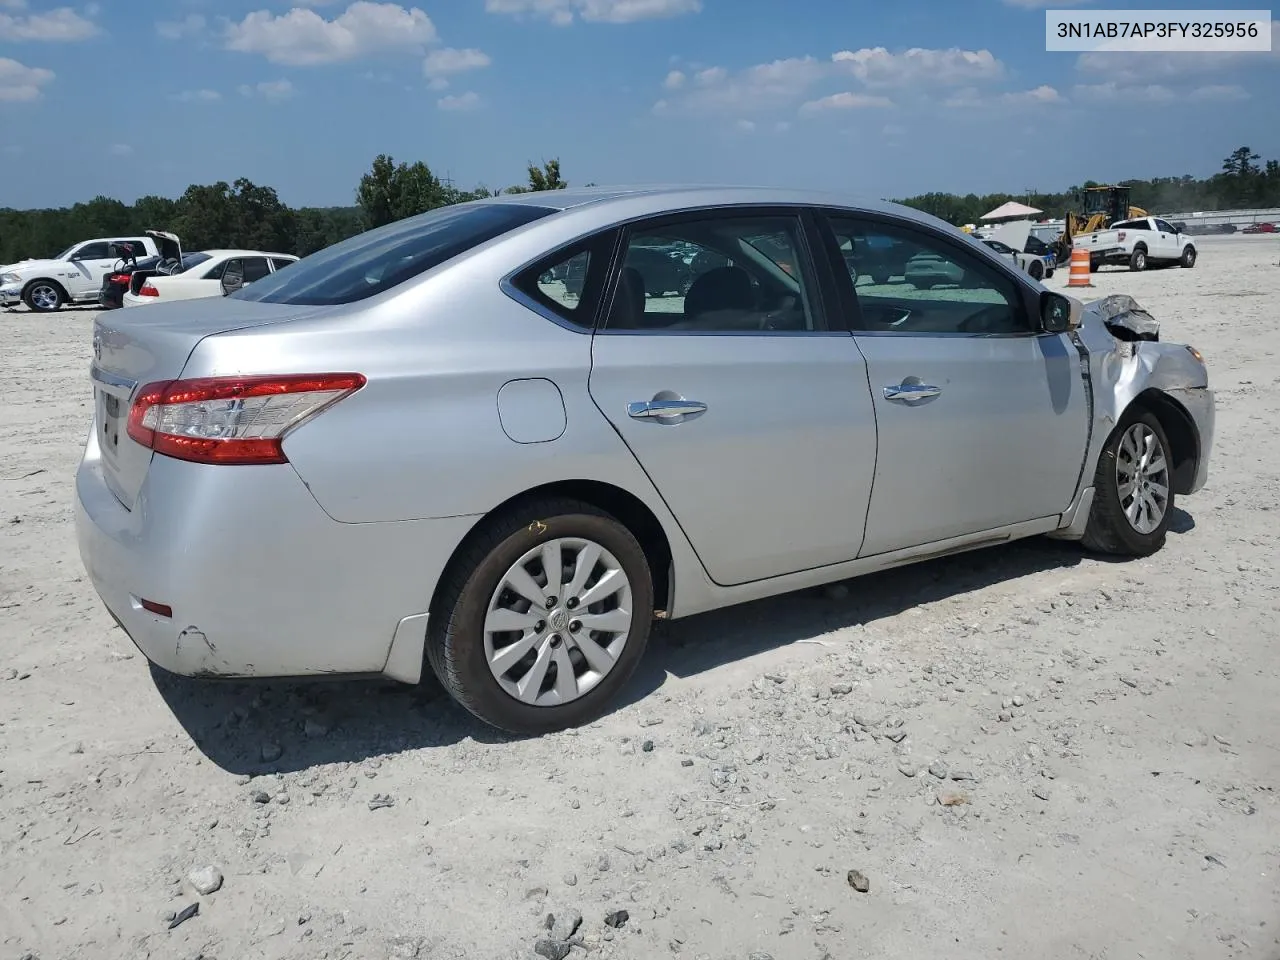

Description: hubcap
[1116,423,1169,535]
[30,284,58,310]
[483,537,634,707]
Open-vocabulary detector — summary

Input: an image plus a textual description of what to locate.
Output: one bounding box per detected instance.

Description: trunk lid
[147,229,182,265]
[90,298,334,508]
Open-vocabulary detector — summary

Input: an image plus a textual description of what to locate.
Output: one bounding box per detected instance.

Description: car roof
[200,250,298,259]
[479,184,948,230]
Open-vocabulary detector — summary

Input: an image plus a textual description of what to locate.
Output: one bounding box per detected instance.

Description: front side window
[604,214,819,333]
[232,202,557,306]
[826,215,1028,335]
[73,242,110,260]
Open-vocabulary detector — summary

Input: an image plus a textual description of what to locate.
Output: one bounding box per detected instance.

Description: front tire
[1081,407,1174,557]
[1180,245,1197,268]
[426,498,654,735]
[1028,259,1044,281]
[23,280,65,313]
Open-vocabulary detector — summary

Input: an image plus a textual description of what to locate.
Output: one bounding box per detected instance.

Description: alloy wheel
[1116,422,1170,534]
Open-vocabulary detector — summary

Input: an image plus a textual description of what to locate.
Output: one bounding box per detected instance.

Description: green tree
[504,158,567,194]
[356,154,449,228]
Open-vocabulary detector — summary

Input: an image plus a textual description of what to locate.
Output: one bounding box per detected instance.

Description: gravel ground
[2,235,1279,960]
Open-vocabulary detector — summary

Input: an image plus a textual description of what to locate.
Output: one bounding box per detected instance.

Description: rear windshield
[231,202,558,306]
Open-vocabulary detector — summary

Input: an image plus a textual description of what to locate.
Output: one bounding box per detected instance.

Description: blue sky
[1,0,1277,208]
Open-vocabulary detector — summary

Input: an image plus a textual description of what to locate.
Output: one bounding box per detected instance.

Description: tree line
[0,158,570,265]
[896,146,1280,226]
[2,146,1275,265]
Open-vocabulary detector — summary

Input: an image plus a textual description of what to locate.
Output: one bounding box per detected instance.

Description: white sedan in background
[121,249,298,307]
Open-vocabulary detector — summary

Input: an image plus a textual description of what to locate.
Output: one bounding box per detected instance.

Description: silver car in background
[75,186,1214,735]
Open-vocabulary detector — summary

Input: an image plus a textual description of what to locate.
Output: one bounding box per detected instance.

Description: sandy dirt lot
[2,235,1279,960]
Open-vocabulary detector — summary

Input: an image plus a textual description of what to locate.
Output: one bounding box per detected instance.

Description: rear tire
[23,280,64,313]
[1081,407,1174,557]
[1028,259,1044,281]
[426,498,654,735]
[1129,246,1148,272]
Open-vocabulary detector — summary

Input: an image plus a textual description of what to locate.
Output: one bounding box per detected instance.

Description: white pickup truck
[1,235,162,312]
[1073,216,1197,272]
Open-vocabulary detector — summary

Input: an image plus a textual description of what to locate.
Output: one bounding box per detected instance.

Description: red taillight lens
[139,282,159,297]
[108,273,131,285]
[126,374,366,465]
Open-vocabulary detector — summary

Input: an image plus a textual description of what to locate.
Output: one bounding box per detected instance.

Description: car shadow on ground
[156,510,1195,776]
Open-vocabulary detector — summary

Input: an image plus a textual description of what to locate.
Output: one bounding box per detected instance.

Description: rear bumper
[1168,386,1215,495]
[119,293,152,308]
[74,427,479,681]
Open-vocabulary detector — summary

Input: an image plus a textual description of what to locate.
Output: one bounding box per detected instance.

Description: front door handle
[883,382,941,401]
[627,399,707,420]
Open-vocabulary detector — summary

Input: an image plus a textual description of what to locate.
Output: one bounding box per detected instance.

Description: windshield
[54,245,76,260]
[232,202,558,306]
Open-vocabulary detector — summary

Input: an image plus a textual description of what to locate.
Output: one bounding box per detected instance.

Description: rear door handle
[627,399,707,420]
[883,383,941,401]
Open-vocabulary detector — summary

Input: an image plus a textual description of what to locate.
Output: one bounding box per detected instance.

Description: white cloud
[734,118,755,132]
[485,0,700,25]
[437,90,480,111]
[1075,27,1280,81]
[157,14,206,40]
[1003,84,1063,105]
[945,84,1065,108]
[1189,84,1250,102]
[423,46,491,78]
[657,56,827,114]
[1072,81,1175,103]
[226,2,437,66]
[107,143,133,156]
[238,79,296,101]
[0,57,53,100]
[0,5,98,41]
[170,88,221,103]
[800,91,895,113]
[831,46,1004,87]
[663,69,685,89]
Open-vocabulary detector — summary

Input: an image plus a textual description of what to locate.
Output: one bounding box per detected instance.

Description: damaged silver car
[76,188,1213,734]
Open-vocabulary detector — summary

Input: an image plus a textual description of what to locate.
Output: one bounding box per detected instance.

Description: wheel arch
[22,276,69,302]
[1126,388,1199,495]
[427,479,676,630]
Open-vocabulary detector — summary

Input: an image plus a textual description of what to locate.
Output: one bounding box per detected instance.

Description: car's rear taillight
[107,273,131,285]
[126,374,366,465]
[139,282,159,297]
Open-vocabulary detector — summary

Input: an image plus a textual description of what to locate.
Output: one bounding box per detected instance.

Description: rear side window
[508,233,613,330]
[232,202,558,306]
[271,257,296,271]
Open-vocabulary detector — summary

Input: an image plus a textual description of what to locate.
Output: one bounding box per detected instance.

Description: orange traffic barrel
[1067,247,1092,288]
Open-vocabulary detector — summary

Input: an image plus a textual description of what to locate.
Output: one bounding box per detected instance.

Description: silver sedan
[75,187,1214,734]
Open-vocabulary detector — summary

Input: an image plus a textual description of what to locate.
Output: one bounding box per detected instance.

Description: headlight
[1186,345,1205,364]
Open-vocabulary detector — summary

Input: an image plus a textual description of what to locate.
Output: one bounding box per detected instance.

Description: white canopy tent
[980,201,1043,221]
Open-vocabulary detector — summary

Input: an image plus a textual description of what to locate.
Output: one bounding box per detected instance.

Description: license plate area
[98,389,123,461]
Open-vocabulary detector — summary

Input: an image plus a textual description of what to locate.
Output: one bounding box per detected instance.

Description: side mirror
[220,259,244,296]
[1041,291,1080,334]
